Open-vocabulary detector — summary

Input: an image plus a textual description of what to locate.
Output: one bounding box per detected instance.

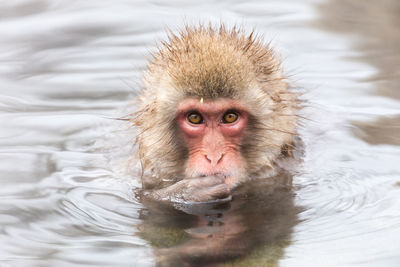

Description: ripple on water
[1,0,400,266]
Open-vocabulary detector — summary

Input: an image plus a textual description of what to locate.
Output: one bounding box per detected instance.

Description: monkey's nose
[205,153,224,166]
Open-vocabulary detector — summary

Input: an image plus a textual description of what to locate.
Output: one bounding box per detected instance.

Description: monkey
[133,24,300,204]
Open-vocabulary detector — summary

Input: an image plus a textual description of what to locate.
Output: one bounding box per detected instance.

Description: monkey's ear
[280,143,294,157]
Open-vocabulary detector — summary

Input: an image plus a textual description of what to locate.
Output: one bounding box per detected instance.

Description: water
[1,0,400,266]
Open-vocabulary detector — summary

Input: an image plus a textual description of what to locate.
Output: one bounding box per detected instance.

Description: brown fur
[133,24,299,189]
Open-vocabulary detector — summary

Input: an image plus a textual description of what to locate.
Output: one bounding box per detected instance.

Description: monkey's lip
[199,172,227,179]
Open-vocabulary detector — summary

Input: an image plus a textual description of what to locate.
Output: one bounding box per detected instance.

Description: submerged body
[133,25,299,203]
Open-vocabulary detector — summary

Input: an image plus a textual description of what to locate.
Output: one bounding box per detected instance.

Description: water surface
[1,0,400,266]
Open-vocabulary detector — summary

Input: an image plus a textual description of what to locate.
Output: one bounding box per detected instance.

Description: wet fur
[132,24,300,188]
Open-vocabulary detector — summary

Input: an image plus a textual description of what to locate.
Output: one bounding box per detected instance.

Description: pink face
[177,98,249,188]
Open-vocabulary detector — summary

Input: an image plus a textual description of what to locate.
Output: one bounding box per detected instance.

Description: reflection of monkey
[138,174,299,266]
[133,25,300,203]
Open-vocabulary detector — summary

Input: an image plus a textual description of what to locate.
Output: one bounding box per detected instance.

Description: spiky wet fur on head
[133,24,299,189]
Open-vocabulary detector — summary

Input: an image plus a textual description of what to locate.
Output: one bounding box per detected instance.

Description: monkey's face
[177,98,249,189]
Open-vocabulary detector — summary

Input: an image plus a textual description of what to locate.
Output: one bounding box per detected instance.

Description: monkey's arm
[141,176,231,203]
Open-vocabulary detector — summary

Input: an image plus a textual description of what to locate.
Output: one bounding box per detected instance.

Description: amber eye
[187,112,203,124]
[222,111,238,123]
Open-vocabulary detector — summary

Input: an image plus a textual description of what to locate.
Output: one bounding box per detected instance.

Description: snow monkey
[133,25,299,203]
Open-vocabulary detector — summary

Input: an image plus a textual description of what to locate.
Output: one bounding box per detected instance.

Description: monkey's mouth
[199,172,227,179]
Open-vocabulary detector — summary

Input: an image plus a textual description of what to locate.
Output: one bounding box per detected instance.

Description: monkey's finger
[206,184,231,200]
[188,175,225,187]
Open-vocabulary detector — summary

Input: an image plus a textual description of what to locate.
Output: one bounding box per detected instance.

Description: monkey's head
[134,25,298,189]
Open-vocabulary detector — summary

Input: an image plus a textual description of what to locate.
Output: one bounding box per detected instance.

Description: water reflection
[2,0,400,266]
[138,174,299,266]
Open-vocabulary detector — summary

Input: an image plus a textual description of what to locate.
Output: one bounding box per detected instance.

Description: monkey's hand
[144,176,231,203]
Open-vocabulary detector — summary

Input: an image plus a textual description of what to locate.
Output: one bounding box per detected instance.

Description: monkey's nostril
[217,153,224,164]
[204,153,224,165]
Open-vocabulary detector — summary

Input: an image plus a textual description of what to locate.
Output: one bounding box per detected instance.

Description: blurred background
[0,0,399,266]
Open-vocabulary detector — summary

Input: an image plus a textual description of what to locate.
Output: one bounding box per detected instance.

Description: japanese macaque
[133,24,299,203]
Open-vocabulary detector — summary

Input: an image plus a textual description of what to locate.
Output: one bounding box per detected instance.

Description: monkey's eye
[222,111,238,123]
[187,112,203,124]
